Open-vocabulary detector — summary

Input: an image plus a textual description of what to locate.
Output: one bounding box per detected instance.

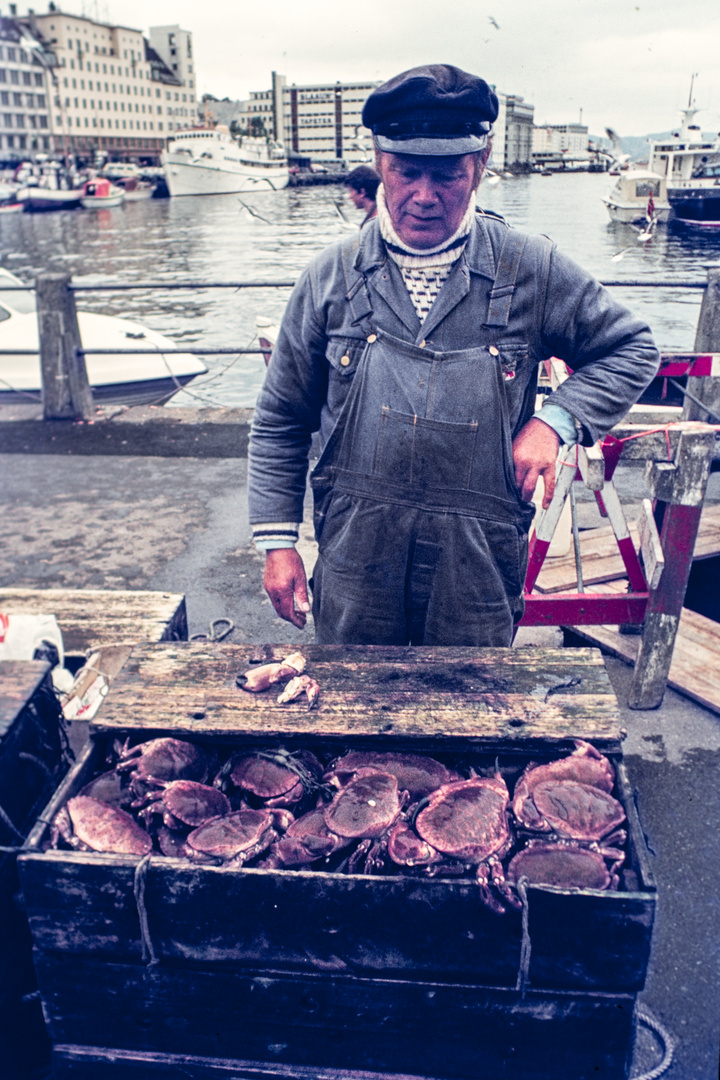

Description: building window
[6,48,15,62]
[0,92,8,105]
[16,114,25,129]
[0,70,6,84]
[10,71,19,84]
[39,115,48,128]
[13,93,21,106]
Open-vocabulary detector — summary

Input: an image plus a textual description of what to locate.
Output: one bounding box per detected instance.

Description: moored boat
[80,177,125,209]
[162,125,289,196]
[601,168,671,224]
[648,84,720,227]
[0,268,207,406]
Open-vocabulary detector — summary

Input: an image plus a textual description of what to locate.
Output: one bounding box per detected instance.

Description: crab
[258,807,351,869]
[51,795,152,856]
[414,776,521,914]
[132,780,231,831]
[116,737,211,799]
[512,740,616,833]
[324,751,461,800]
[322,767,406,873]
[507,842,616,891]
[236,651,306,692]
[511,742,626,886]
[276,674,320,709]
[215,748,323,808]
[186,808,288,867]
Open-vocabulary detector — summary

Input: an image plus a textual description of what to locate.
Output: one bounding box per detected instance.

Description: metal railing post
[36,272,93,420]
[684,267,720,422]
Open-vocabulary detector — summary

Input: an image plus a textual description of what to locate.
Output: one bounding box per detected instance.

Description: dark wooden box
[19,644,656,1080]
[1,660,71,1079]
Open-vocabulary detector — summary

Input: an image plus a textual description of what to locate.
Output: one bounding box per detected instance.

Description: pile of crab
[49,737,628,915]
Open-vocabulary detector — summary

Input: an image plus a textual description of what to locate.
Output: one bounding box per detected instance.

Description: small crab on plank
[116,737,211,799]
[276,673,320,710]
[235,651,306,692]
[50,795,152,856]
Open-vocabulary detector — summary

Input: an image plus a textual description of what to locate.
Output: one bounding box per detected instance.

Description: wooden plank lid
[91,643,624,749]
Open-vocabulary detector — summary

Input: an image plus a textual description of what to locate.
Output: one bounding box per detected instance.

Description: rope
[631,1007,676,1080]
[190,617,235,643]
[514,876,532,998]
[133,852,158,967]
[0,802,25,843]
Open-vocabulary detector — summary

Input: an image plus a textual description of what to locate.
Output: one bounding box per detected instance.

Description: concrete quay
[0,417,719,1080]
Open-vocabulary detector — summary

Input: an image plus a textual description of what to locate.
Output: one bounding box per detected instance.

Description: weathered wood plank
[569,583,720,716]
[90,643,622,745]
[0,660,51,738]
[0,589,187,654]
[38,955,636,1080]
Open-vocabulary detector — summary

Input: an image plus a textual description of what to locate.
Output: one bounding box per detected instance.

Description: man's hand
[264,548,311,629]
[512,418,561,509]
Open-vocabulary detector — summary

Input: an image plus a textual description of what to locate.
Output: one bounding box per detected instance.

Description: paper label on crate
[63,674,109,721]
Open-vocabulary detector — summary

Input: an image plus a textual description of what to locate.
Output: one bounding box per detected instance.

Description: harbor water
[1,170,719,408]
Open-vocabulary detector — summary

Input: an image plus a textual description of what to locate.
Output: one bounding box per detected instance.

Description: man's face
[347,186,368,210]
[378,151,479,249]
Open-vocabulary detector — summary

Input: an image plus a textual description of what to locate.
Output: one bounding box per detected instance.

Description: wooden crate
[0,588,187,657]
[19,644,656,1080]
[1,660,71,1080]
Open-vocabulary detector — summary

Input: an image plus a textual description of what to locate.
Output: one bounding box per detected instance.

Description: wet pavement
[0,451,719,1080]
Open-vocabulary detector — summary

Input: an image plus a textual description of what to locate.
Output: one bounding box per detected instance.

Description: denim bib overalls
[310,228,536,646]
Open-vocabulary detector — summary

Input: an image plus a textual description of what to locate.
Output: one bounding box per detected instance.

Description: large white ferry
[162,126,289,196]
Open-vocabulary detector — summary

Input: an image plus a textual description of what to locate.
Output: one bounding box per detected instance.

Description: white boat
[647,86,720,227]
[0,268,208,406]
[80,177,125,209]
[16,158,83,212]
[601,169,671,224]
[162,126,289,196]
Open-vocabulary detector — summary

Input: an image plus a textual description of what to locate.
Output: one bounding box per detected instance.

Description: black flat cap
[363,64,499,156]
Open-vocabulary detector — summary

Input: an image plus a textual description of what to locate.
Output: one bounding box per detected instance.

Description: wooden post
[36,272,93,420]
[683,267,720,422]
[628,423,716,709]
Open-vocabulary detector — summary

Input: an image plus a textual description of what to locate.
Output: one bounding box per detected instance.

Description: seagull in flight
[488,16,500,29]
[237,198,271,224]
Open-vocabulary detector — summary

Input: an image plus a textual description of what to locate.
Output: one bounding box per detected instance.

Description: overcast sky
[52,0,720,136]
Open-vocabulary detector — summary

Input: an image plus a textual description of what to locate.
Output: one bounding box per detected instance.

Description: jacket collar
[354,213,499,282]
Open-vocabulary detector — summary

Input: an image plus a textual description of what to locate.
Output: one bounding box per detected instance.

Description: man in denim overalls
[249,65,659,646]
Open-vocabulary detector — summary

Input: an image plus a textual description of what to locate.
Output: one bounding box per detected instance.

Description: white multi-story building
[0,12,52,163]
[533,123,589,156]
[491,93,535,172]
[29,7,182,162]
[247,73,380,166]
[148,25,195,134]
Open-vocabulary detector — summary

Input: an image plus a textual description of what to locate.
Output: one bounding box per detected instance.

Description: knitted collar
[376,183,476,268]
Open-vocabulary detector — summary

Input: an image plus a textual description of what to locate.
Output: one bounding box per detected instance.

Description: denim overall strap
[484,228,528,328]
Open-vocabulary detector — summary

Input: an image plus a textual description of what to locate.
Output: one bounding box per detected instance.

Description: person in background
[344,164,380,226]
[249,65,660,646]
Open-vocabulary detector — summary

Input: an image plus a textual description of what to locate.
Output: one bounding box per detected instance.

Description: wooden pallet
[0,589,186,655]
[568,580,720,715]
[535,504,720,594]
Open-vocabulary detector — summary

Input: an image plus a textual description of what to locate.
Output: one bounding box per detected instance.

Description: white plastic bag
[0,612,65,666]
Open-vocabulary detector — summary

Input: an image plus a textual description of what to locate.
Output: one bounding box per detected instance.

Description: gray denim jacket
[249,212,659,527]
